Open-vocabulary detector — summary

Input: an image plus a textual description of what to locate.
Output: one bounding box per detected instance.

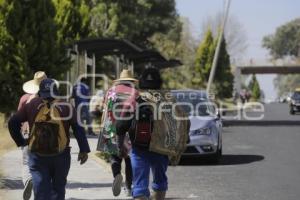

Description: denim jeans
[22,146,32,185]
[130,147,169,198]
[80,105,93,134]
[28,148,71,200]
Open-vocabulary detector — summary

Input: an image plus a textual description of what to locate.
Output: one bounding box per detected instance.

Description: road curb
[223,120,300,126]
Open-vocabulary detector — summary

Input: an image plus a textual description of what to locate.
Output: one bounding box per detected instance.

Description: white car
[172,90,223,163]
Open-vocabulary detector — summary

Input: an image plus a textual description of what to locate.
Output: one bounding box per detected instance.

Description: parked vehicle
[289,89,300,115]
[171,90,222,163]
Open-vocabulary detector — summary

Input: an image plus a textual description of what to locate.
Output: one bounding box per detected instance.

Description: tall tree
[263,18,300,59]
[192,29,215,88]
[53,0,90,45]
[89,0,179,47]
[0,0,70,113]
[192,29,233,98]
[214,35,234,98]
[248,74,261,101]
[201,12,248,64]
[263,18,300,96]
[2,0,69,76]
[0,17,29,113]
[149,18,197,89]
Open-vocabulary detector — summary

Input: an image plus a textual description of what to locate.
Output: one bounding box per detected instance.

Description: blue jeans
[22,146,32,185]
[130,147,169,198]
[28,148,71,200]
[80,105,93,134]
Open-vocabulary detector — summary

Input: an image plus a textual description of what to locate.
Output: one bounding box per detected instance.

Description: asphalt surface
[1,103,300,200]
[0,138,132,200]
[166,103,300,200]
[223,102,300,121]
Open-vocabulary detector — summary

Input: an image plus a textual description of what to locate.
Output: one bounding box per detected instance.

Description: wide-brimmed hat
[22,71,47,94]
[114,69,138,83]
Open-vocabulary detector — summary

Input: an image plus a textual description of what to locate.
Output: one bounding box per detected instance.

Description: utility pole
[206,0,231,96]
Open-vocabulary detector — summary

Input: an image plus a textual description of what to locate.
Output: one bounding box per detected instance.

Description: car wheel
[209,145,222,164]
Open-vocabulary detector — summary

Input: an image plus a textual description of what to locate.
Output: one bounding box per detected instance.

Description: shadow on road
[67,198,186,200]
[179,154,265,166]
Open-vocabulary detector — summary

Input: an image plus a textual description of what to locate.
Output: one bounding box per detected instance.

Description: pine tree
[192,29,214,88]
[53,0,90,45]
[192,30,233,98]
[0,0,70,112]
[214,36,234,98]
[249,74,261,100]
[3,0,69,76]
[0,17,29,113]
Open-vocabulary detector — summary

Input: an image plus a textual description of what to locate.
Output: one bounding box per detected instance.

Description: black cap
[39,78,59,99]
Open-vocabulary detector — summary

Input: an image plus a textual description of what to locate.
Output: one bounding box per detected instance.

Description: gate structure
[234,65,300,95]
[67,38,181,95]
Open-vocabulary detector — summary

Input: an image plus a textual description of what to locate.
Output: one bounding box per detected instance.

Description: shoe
[124,186,132,197]
[23,179,33,200]
[112,174,123,196]
[88,132,97,136]
[151,190,166,200]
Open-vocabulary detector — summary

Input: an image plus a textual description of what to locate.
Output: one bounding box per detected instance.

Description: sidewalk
[0,137,131,200]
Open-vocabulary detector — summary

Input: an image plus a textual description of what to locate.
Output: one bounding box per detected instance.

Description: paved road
[167,126,300,200]
[0,137,131,200]
[1,103,300,200]
[224,102,300,121]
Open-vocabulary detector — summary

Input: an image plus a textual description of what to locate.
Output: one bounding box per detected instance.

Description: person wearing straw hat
[17,71,47,200]
[98,69,138,197]
[115,68,169,200]
[9,78,90,200]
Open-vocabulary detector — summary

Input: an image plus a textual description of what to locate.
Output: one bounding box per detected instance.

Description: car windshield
[172,92,215,116]
[292,92,300,99]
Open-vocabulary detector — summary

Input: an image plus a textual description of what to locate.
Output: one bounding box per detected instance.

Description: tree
[53,0,90,45]
[192,28,233,98]
[248,75,261,101]
[89,0,179,47]
[0,0,70,113]
[192,29,215,88]
[263,18,300,59]
[149,17,197,89]
[0,18,29,113]
[214,35,234,98]
[201,13,248,63]
[263,18,300,97]
[86,0,181,81]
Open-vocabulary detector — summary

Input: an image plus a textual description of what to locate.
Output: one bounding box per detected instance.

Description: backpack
[129,97,154,148]
[97,85,138,154]
[28,100,68,156]
[130,90,190,165]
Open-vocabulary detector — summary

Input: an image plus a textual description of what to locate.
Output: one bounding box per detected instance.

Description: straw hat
[22,71,47,94]
[114,69,138,82]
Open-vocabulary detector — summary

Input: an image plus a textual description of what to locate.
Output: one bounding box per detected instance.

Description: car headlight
[191,127,211,135]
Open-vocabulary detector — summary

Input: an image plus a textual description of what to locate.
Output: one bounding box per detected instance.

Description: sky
[175,0,300,100]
